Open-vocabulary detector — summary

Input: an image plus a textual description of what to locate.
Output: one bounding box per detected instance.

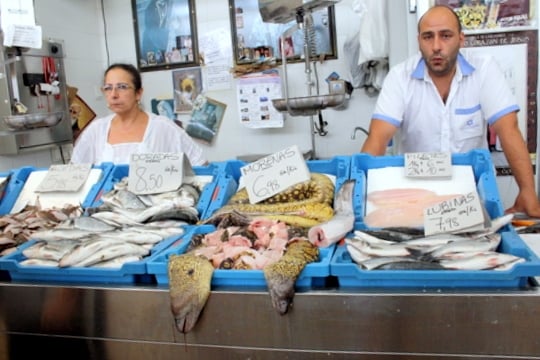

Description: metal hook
[351,126,369,140]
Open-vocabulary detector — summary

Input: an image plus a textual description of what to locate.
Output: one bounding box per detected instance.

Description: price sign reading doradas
[240,145,310,204]
[128,152,194,195]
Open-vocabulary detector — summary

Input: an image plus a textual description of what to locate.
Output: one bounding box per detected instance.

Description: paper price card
[423,191,485,236]
[405,152,452,178]
[35,163,91,193]
[240,145,310,204]
[128,153,194,195]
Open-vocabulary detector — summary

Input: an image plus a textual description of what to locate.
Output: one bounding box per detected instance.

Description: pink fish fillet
[308,180,355,248]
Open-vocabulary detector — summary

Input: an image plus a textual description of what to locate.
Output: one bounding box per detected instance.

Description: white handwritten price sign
[405,152,452,178]
[423,191,485,236]
[128,153,194,195]
[240,145,310,204]
[35,163,92,193]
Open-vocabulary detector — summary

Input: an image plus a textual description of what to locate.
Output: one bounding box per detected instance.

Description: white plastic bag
[357,0,388,65]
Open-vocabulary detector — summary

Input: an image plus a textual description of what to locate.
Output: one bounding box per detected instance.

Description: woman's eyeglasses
[101,83,134,93]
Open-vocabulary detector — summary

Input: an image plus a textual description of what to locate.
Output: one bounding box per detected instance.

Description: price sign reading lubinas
[35,163,91,192]
[423,191,485,235]
[405,152,452,178]
[240,145,311,204]
[128,152,193,194]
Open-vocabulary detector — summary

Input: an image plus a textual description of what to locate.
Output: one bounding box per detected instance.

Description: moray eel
[263,238,319,315]
[168,238,319,333]
[168,253,214,333]
[205,173,336,227]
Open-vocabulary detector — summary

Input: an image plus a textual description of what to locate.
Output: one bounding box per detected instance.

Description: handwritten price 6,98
[250,176,281,199]
[133,167,163,193]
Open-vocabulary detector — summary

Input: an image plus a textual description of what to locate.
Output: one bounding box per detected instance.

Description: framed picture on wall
[131,0,199,72]
[172,67,203,113]
[228,0,338,65]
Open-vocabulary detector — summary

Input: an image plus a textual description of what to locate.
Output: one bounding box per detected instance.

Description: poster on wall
[185,95,226,144]
[463,30,538,154]
[236,70,284,129]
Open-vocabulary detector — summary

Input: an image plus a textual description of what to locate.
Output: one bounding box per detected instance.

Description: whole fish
[68,242,148,267]
[423,233,501,260]
[439,251,524,270]
[345,238,412,257]
[308,180,355,248]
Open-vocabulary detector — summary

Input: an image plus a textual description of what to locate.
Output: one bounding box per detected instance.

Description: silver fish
[345,238,412,257]
[58,237,124,267]
[439,251,524,270]
[70,242,148,267]
[92,254,142,268]
[22,240,79,261]
[424,233,501,260]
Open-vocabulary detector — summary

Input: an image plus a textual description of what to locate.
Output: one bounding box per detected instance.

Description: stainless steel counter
[1,280,540,359]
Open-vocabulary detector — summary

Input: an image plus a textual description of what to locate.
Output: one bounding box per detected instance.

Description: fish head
[168,254,214,333]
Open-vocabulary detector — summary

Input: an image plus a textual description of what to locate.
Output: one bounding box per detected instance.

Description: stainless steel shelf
[0,281,539,359]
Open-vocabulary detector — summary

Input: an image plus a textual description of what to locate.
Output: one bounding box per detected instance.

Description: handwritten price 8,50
[250,176,281,199]
[133,167,163,193]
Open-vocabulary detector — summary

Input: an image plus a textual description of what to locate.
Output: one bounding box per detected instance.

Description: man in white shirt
[361,5,540,218]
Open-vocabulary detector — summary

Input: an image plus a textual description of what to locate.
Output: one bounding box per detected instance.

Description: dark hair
[104,63,142,91]
[418,5,462,34]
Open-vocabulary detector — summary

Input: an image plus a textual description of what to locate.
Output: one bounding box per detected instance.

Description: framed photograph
[172,67,203,113]
[131,0,199,72]
[229,0,337,65]
[70,95,96,141]
[185,96,226,144]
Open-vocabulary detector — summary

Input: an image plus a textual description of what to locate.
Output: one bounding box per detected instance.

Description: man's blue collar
[412,53,475,79]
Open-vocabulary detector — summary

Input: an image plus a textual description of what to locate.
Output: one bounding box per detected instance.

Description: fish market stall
[1,152,540,358]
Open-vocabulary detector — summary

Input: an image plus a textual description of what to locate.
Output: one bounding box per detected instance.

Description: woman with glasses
[71,63,207,166]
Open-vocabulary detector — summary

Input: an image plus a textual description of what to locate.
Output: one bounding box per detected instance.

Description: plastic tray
[0,163,114,215]
[350,149,505,230]
[204,156,352,219]
[0,169,14,215]
[90,163,221,220]
[0,232,184,284]
[330,231,540,288]
[146,225,336,287]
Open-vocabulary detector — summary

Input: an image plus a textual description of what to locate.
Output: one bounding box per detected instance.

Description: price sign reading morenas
[128,152,193,195]
[240,145,310,204]
[423,191,485,236]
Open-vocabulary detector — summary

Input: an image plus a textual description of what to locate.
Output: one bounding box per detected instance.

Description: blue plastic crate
[351,149,504,230]
[0,232,184,284]
[0,163,114,215]
[146,225,336,287]
[0,169,17,215]
[90,163,221,220]
[204,156,352,219]
[330,231,540,288]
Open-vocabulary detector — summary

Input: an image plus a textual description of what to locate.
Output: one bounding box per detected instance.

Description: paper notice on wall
[237,70,284,129]
[1,0,41,48]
